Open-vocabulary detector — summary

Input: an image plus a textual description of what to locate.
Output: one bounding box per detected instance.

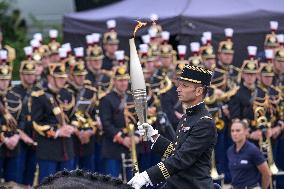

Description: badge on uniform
[181,126,191,132]
[240,160,248,164]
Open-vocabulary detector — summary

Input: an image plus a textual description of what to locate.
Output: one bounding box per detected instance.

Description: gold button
[176,135,179,138]
[175,142,178,145]
[173,148,175,150]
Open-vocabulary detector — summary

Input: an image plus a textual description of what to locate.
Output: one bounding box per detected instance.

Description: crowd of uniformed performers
[0,14,283,188]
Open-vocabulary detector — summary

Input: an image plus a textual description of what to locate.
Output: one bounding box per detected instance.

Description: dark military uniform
[229,82,255,122]
[86,69,111,97]
[100,89,140,180]
[229,59,259,148]
[85,44,111,173]
[67,61,98,171]
[99,65,140,179]
[100,90,135,160]
[0,90,22,155]
[31,63,75,181]
[102,55,114,71]
[13,83,39,185]
[0,65,22,182]
[85,44,109,88]
[144,65,217,189]
[68,82,97,159]
[12,60,39,185]
[31,87,74,161]
[147,102,217,189]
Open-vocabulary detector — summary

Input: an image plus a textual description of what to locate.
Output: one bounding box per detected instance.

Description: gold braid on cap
[185,65,213,75]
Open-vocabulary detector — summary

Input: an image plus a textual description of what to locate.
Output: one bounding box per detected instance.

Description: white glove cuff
[150,129,159,142]
[141,171,153,186]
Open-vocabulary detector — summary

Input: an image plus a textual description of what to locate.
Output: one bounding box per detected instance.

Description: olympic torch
[129,21,148,141]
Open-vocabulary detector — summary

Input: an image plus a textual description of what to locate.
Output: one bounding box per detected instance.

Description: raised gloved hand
[128,171,152,189]
[137,122,159,142]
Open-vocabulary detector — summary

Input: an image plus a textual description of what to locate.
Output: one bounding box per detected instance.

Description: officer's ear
[194,85,204,97]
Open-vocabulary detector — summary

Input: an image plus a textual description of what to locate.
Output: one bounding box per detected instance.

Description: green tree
[0,0,28,80]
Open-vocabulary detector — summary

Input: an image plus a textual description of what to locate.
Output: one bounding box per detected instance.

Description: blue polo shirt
[227,141,265,189]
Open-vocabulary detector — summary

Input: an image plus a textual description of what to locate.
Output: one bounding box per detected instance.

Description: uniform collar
[234,140,249,154]
[217,60,230,71]
[47,83,59,94]
[186,101,205,116]
[113,88,126,98]
[243,82,255,91]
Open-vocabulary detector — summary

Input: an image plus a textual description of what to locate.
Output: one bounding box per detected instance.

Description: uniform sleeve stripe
[157,162,170,179]
[162,143,174,160]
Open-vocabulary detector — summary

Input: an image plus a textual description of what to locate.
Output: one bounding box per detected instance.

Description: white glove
[128,171,152,189]
[137,122,158,142]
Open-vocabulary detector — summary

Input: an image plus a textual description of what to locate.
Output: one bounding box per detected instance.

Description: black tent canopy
[63,0,284,66]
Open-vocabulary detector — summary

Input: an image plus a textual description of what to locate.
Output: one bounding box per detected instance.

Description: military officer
[257,21,280,63]
[85,44,112,93]
[85,44,111,174]
[200,36,216,70]
[254,50,281,138]
[102,20,119,70]
[159,42,176,78]
[216,28,240,86]
[128,65,217,189]
[31,62,75,182]
[229,57,259,142]
[67,61,97,171]
[99,66,140,179]
[12,60,38,185]
[0,64,22,182]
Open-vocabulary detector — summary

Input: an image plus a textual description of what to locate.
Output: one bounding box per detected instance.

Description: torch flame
[133,20,147,37]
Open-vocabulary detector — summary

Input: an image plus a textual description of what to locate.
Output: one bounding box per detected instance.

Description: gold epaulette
[231,65,241,73]
[7,90,22,101]
[84,80,92,86]
[85,84,97,92]
[32,121,51,136]
[221,85,240,101]
[214,67,228,74]
[31,90,45,97]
